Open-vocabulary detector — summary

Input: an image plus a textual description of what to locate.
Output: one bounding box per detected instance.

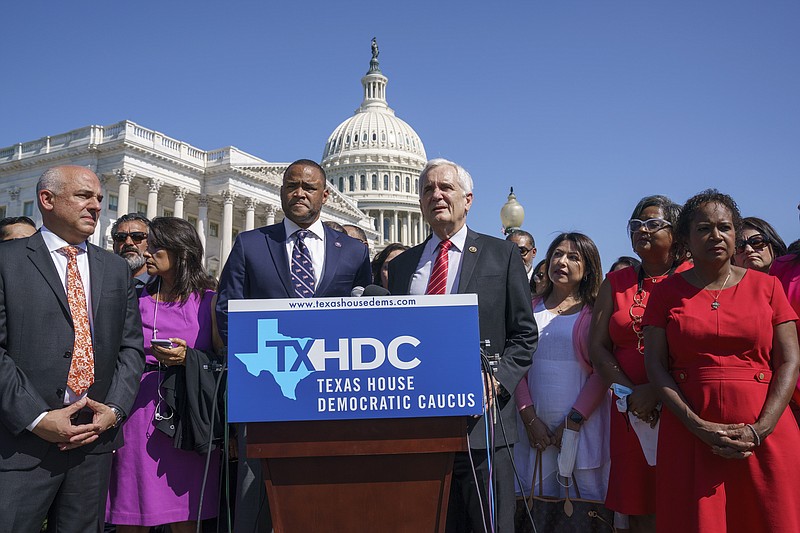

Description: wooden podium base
[247,417,468,533]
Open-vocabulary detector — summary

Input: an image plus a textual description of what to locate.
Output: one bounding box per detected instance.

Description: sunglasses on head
[628,218,672,235]
[112,231,148,243]
[736,234,770,254]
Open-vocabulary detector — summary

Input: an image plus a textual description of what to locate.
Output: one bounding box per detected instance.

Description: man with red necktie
[0,165,145,532]
[388,158,537,533]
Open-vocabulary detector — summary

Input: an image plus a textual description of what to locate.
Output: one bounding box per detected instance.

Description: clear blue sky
[2,1,798,267]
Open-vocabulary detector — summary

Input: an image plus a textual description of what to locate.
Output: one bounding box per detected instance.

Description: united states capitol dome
[322,42,427,166]
[321,39,430,250]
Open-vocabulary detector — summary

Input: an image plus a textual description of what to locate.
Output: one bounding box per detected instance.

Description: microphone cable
[482,363,496,533]
[480,351,498,533]
[479,349,538,533]
[466,432,489,533]
[196,360,228,533]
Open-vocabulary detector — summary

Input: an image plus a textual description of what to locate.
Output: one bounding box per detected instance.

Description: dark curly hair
[676,189,743,246]
[540,232,602,307]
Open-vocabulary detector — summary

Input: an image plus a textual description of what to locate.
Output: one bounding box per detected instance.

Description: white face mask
[611,382,659,466]
[558,426,580,478]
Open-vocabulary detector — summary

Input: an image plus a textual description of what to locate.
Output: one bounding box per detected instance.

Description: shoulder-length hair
[540,232,603,307]
[145,217,216,303]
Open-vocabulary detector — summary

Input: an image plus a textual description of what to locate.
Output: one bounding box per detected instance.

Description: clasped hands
[31,397,117,451]
[520,406,581,451]
[151,338,188,366]
[697,420,761,460]
[626,383,661,429]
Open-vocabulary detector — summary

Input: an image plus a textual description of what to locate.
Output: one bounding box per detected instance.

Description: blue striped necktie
[291,229,316,298]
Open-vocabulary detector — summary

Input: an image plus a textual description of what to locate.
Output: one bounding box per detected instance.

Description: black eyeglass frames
[112,231,148,243]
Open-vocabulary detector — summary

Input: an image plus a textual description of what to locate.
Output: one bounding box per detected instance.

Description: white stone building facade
[0,45,427,273]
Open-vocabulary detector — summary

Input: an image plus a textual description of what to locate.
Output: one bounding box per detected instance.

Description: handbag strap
[528,448,584,501]
[572,472,582,499]
[527,448,544,507]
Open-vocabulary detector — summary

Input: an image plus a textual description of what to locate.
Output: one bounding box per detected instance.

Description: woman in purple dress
[107,217,223,533]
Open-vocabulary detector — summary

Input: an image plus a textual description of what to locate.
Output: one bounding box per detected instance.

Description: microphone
[351,286,365,297]
[362,284,390,296]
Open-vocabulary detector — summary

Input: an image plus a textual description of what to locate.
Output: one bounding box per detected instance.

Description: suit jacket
[0,232,145,470]
[216,222,372,343]
[388,227,538,449]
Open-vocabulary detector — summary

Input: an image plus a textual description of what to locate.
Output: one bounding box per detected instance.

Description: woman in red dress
[643,190,800,532]
[590,195,689,532]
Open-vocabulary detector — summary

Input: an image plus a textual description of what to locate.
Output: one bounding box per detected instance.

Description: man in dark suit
[388,158,537,533]
[216,159,371,533]
[0,165,145,532]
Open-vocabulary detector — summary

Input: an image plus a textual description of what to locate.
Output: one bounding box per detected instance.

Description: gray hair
[37,167,64,195]
[111,213,151,235]
[419,158,474,198]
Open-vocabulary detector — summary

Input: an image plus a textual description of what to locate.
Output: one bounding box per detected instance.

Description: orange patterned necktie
[59,246,94,395]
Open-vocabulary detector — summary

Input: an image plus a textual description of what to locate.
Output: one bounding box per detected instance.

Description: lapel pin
[334,241,342,248]
[468,246,478,253]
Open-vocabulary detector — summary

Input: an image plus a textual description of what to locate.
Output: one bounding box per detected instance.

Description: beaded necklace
[629,265,675,354]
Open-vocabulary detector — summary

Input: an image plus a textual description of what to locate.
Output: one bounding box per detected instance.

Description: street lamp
[500,187,525,234]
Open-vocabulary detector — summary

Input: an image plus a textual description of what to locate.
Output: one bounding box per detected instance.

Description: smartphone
[151,339,175,348]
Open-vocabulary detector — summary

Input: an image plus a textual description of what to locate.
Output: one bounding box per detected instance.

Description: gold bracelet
[526,415,538,427]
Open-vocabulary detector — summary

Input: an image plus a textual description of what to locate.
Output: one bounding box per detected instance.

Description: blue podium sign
[227,294,483,423]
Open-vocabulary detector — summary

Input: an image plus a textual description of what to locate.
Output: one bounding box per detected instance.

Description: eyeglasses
[736,234,770,254]
[112,231,148,243]
[533,272,545,282]
[628,218,672,235]
[518,246,533,256]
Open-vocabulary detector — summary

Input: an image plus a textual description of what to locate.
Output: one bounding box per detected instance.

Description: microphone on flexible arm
[351,285,391,297]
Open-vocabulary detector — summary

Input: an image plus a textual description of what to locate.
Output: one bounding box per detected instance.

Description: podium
[228,295,482,532]
[247,416,467,532]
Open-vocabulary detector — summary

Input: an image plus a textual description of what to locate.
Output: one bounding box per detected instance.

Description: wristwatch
[568,409,585,425]
[109,405,125,428]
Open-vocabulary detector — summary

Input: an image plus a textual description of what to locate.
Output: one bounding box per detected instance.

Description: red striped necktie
[425,239,453,295]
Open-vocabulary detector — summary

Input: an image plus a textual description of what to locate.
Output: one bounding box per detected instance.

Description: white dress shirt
[28,227,94,429]
[409,224,469,296]
[283,217,326,288]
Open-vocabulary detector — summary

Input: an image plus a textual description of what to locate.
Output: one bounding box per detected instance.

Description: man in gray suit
[388,158,537,533]
[0,165,145,532]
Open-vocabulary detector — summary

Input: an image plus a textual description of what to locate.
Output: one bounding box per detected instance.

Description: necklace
[641,265,672,279]
[696,269,732,310]
[630,265,676,354]
[550,295,581,314]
